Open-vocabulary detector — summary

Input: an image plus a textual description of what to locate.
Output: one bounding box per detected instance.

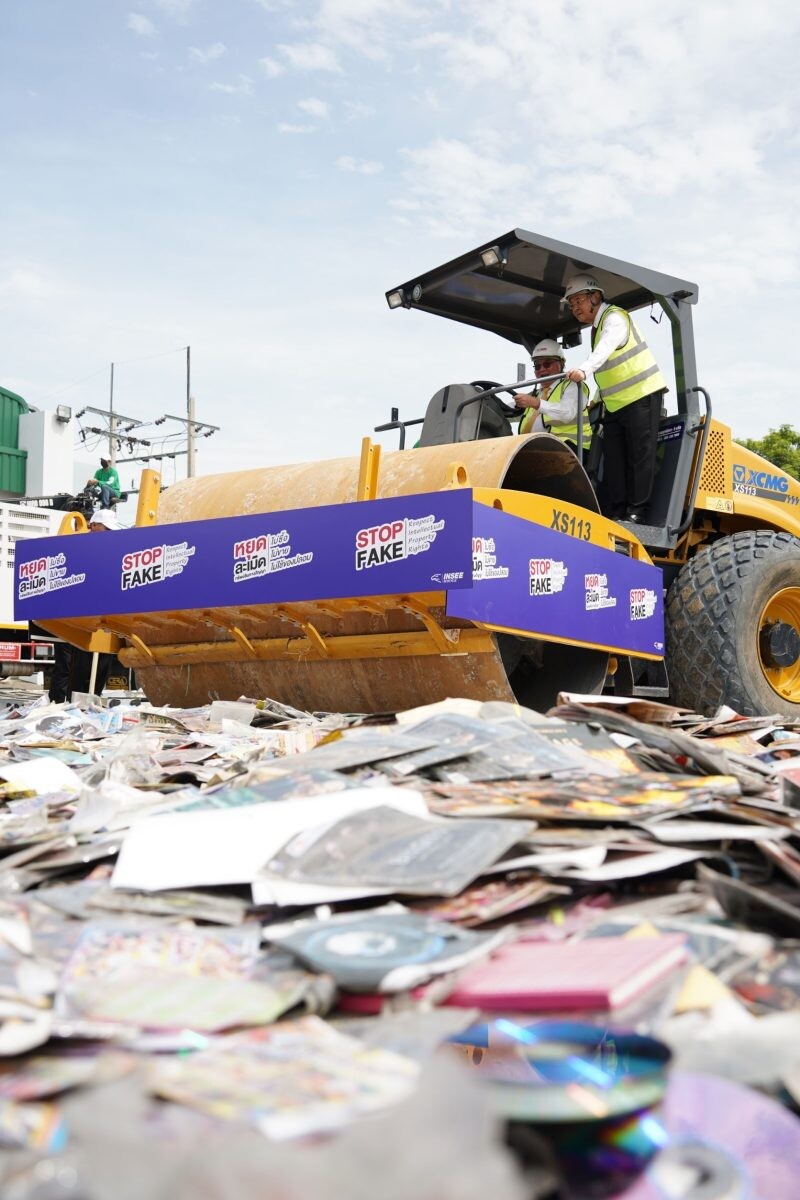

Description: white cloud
[126,12,156,37]
[344,100,375,120]
[210,75,254,96]
[1,265,69,301]
[277,42,342,72]
[398,136,529,237]
[338,155,383,175]
[413,31,511,81]
[390,0,800,256]
[152,0,197,18]
[297,97,330,120]
[415,87,444,114]
[10,0,800,474]
[189,42,226,65]
[259,56,285,78]
[315,0,429,61]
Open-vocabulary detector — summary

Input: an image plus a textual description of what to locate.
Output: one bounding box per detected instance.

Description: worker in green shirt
[87,456,120,509]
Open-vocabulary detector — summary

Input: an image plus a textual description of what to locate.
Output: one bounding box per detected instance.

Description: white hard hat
[563,273,604,301]
[90,509,120,530]
[531,338,565,361]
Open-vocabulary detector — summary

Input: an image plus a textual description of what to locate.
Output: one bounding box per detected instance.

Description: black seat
[417,383,513,446]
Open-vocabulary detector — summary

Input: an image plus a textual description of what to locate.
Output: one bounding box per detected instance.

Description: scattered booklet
[150,1015,418,1139]
[444,934,687,1011]
[263,805,533,897]
[412,878,570,926]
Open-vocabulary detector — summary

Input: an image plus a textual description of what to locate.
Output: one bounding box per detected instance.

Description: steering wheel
[469,380,523,418]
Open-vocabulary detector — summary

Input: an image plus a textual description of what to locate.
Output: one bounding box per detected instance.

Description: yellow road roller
[15,229,800,716]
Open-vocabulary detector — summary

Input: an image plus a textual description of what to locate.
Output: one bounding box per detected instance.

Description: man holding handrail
[563,274,667,524]
[515,339,591,455]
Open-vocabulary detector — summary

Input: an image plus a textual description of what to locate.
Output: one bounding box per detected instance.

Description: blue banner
[14,490,474,621]
[446,504,664,657]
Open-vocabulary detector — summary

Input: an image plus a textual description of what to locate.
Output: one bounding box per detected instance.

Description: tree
[736,424,800,480]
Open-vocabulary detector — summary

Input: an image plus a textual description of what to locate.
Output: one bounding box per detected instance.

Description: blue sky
[2,0,799,496]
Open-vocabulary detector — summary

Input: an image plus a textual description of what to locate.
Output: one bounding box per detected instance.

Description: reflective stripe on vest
[541,379,592,448]
[520,379,592,446]
[592,306,668,412]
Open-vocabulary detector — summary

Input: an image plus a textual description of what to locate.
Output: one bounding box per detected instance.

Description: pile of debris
[1,688,800,1198]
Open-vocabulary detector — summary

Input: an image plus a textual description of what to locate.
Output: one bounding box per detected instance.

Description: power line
[70,348,220,481]
[112,344,189,367]
[115,450,189,464]
[34,366,109,404]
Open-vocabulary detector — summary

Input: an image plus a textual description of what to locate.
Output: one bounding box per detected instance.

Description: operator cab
[379,228,708,553]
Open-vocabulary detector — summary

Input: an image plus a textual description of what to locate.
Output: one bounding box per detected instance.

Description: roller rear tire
[666,530,800,716]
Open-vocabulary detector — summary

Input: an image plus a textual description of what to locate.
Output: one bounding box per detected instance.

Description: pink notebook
[445,935,687,1011]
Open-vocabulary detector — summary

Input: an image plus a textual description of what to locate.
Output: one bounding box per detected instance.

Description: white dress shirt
[530,378,581,431]
[577,302,629,376]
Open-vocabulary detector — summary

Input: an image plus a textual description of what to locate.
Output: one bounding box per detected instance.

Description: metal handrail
[452,372,565,442]
[375,371,593,455]
[373,413,423,451]
[669,385,712,537]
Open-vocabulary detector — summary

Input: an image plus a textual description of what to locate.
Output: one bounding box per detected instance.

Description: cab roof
[386,228,698,351]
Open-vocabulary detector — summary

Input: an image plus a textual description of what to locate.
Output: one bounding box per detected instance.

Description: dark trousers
[48,642,72,703]
[602,391,662,519]
[70,649,114,698]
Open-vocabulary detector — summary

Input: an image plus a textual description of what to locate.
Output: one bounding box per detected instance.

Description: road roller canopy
[386,228,699,352]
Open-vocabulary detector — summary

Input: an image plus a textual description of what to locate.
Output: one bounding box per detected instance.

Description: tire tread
[666,530,800,715]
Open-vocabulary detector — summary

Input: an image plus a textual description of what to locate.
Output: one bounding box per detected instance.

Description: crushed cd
[447,1019,671,1122]
[446,1020,673,1198]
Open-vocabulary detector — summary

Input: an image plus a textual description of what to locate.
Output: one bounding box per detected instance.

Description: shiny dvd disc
[448,1020,671,1124]
[494,1073,666,1125]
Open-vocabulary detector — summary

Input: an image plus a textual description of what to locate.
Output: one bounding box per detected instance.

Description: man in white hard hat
[563,274,667,523]
[515,339,591,455]
[88,509,120,532]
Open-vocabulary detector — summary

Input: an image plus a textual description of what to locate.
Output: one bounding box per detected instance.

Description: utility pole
[186,346,196,477]
[160,410,219,475]
[77,348,220,484]
[109,362,116,465]
[187,394,196,477]
[76,406,143,448]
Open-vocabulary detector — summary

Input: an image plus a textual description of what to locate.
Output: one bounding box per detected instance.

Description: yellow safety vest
[520,379,592,449]
[591,306,668,412]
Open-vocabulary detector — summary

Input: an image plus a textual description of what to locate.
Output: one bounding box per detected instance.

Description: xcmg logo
[733,463,789,493]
